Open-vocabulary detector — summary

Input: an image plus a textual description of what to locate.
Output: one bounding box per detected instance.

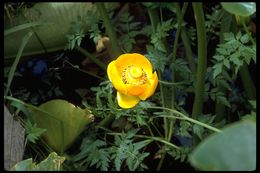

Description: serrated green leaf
[240,34,250,44]
[209,92,216,101]
[248,100,256,110]
[213,63,223,79]
[193,124,204,140]
[235,31,242,40]
[230,52,241,65]
[189,121,256,171]
[223,32,234,41]
[10,101,30,117]
[223,59,230,69]
[217,48,228,55]
[136,114,147,126]
[218,79,231,90]
[217,95,231,108]
[25,120,46,144]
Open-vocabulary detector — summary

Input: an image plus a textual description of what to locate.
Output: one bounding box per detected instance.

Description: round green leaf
[189,120,256,171]
[30,99,94,154]
[221,3,256,17]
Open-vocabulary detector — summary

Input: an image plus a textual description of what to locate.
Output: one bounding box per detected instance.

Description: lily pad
[4,3,119,58]
[189,120,256,171]
[30,99,94,154]
[221,3,256,17]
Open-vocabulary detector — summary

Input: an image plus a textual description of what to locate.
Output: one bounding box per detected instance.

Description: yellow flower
[107,53,158,108]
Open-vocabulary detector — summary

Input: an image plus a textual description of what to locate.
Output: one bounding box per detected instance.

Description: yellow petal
[117,91,140,109]
[126,84,149,96]
[115,53,153,76]
[139,71,158,100]
[107,60,127,94]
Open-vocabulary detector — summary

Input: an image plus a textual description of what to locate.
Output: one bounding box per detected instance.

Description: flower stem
[106,132,181,150]
[241,17,256,46]
[157,72,168,138]
[158,80,190,86]
[75,45,107,71]
[148,106,222,133]
[239,64,256,100]
[181,28,197,74]
[5,31,34,96]
[148,8,169,168]
[191,3,207,119]
[215,11,232,122]
[239,18,256,100]
[168,2,188,142]
[147,7,168,139]
[96,3,122,59]
[147,8,168,52]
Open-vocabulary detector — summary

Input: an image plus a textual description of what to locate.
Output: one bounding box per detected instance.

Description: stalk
[147,8,168,52]
[148,106,221,133]
[96,3,122,59]
[147,7,168,139]
[239,17,256,100]
[168,2,188,141]
[158,3,188,170]
[180,28,196,73]
[215,11,232,122]
[191,3,207,119]
[147,7,169,171]
[239,64,256,100]
[5,31,34,96]
[230,16,256,101]
[75,45,107,71]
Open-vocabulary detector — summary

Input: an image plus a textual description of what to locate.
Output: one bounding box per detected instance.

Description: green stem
[150,121,163,137]
[96,3,122,59]
[158,72,168,138]
[97,113,116,128]
[239,64,256,100]
[230,16,256,102]
[75,45,107,71]
[215,11,232,122]
[108,132,181,150]
[177,3,196,74]
[159,80,190,86]
[32,29,49,55]
[147,8,168,52]
[147,9,159,33]
[98,126,181,150]
[147,5,168,138]
[168,3,188,142]
[191,3,207,119]
[5,31,34,96]
[63,59,105,80]
[156,154,166,171]
[241,18,256,46]
[181,28,196,73]
[149,106,221,133]
[148,6,172,170]
[240,18,256,100]
[171,3,187,63]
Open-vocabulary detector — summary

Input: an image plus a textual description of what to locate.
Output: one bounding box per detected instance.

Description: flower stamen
[122,65,147,85]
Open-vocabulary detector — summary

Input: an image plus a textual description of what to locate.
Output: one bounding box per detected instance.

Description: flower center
[122,65,147,85]
[129,67,142,78]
